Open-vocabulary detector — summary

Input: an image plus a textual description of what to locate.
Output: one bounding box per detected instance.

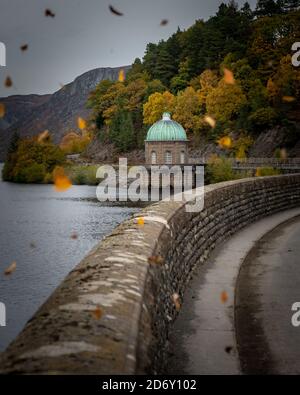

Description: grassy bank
[65,165,100,186]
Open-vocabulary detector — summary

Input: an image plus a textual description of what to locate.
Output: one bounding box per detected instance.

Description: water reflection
[0,166,141,351]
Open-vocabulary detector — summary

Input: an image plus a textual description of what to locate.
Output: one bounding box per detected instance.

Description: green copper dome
[146,113,188,142]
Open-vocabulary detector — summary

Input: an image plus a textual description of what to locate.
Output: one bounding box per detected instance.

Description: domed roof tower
[146,112,188,142]
[145,113,189,165]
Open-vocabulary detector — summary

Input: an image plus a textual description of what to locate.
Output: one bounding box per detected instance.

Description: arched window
[180,151,185,164]
[151,151,157,164]
[165,150,172,164]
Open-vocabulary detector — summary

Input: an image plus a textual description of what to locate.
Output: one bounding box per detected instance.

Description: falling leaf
[148,255,164,265]
[218,136,232,149]
[4,76,12,88]
[225,346,233,354]
[53,167,72,192]
[109,5,124,16]
[4,261,16,276]
[118,69,125,83]
[279,148,287,159]
[204,115,216,128]
[172,293,181,312]
[20,44,28,52]
[0,103,5,118]
[282,96,296,103]
[45,9,55,18]
[223,68,235,85]
[70,232,78,240]
[220,291,228,304]
[136,217,145,226]
[77,117,86,130]
[255,168,262,177]
[37,130,50,143]
[160,19,169,26]
[30,242,36,249]
[91,306,103,320]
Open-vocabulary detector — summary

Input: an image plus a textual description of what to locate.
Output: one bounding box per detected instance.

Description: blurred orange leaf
[0,103,5,118]
[53,167,72,192]
[223,68,235,85]
[218,136,232,149]
[255,168,262,177]
[4,261,16,276]
[37,130,50,143]
[137,217,145,226]
[204,115,216,128]
[77,117,87,130]
[220,291,228,304]
[4,76,12,88]
[172,293,181,312]
[282,96,296,103]
[148,255,164,265]
[118,69,125,82]
[91,306,103,320]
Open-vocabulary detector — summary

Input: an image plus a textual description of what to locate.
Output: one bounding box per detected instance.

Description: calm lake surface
[0,164,141,352]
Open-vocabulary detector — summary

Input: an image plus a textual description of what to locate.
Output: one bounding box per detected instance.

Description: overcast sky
[0,0,257,97]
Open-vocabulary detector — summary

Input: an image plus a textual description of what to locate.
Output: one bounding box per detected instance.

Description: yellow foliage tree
[143,91,175,125]
[172,87,202,132]
[206,80,247,123]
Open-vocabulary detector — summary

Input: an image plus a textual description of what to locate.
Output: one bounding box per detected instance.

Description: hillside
[85,2,300,161]
[0,66,130,160]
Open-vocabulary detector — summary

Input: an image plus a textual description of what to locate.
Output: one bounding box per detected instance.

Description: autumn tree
[173,87,202,132]
[206,80,247,123]
[143,91,176,125]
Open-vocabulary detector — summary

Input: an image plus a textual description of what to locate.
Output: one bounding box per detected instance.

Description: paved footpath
[167,207,300,375]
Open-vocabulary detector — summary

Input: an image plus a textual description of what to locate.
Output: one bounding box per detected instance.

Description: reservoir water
[0,164,140,351]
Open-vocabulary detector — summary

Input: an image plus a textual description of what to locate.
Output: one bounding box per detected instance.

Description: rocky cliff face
[0,66,130,160]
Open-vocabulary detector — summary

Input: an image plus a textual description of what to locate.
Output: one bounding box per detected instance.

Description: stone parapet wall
[1,175,300,374]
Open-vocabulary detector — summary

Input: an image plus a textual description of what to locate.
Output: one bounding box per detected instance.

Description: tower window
[180,151,185,164]
[151,151,157,164]
[165,151,172,164]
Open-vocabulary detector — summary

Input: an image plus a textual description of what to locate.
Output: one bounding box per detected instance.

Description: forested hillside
[87,0,300,160]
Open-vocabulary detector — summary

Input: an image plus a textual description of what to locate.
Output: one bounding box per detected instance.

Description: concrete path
[236,215,300,375]
[167,207,300,375]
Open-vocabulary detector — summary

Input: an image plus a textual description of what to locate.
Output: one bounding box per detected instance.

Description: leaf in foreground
[204,115,216,128]
[53,167,72,192]
[118,69,125,82]
[172,293,181,312]
[45,9,55,18]
[223,68,235,85]
[91,306,103,320]
[160,19,169,26]
[109,5,124,16]
[220,291,228,304]
[0,103,5,118]
[148,255,164,265]
[37,130,50,143]
[218,136,232,149]
[4,261,17,276]
[282,96,296,103]
[77,117,87,130]
[70,232,78,240]
[4,76,12,88]
[136,217,145,226]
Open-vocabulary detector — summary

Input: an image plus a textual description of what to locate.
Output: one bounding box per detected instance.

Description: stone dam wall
[1,174,300,374]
